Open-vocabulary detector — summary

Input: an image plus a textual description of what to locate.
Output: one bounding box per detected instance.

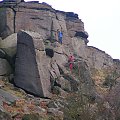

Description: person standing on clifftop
[57,29,63,44]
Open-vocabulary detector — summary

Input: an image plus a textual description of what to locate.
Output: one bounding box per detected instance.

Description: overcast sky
[1,0,120,59]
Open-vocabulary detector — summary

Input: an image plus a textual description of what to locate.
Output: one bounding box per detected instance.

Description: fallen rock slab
[14,30,51,98]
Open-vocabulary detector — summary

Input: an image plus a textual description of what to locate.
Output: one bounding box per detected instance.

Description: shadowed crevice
[45,48,54,58]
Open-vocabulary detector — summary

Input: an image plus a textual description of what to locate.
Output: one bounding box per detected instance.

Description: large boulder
[14,30,51,98]
[0,33,17,57]
[0,33,17,69]
[0,58,12,76]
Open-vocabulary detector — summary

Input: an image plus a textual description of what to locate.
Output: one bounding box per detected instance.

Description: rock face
[0,34,17,75]
[0,1,120,120]
[0,2,86,44]
[86,46,114,70]
[0,58,12,76]
[14,30,51,97]
[0,1,120,107]
[0,33,17,57]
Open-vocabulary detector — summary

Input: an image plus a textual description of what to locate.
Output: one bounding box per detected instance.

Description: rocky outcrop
[0,2,88,45]
[0,0,119,96]
[0,34,17,76]
[0,1,120,119]
[86,46,114,70]
[0,58,12,76]
[14,30,51,98]
[0,33,17,75]
[0,33,17,57]
[0,0,119,94]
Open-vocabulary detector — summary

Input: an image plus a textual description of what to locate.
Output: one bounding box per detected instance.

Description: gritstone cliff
[0,1,120,119]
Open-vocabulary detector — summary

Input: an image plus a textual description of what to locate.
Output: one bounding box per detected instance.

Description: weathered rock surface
[14,30,51,98]
[0,58,12,76]
[0,2,116,71]
[0,33,17,57]
[0,1,120,119]
[86,46,114,70]
[0,2,88,45]
[0,1,119,97]
[0,89,18,103]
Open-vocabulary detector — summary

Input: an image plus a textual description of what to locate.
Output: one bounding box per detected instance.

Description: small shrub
[22,113,39,120]
[103,70,119,89]
[0,110,12,120]
[63,93,95,120]
[51,86,60,95]
[103,75,114,88]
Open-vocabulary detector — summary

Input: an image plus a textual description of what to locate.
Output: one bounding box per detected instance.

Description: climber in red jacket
[68,53,75,73]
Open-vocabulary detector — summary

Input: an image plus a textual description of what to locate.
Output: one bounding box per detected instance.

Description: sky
[1,0,120,59]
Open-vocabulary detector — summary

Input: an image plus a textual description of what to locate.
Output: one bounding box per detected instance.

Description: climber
[68,53,75,73]
[57,29,63,44]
